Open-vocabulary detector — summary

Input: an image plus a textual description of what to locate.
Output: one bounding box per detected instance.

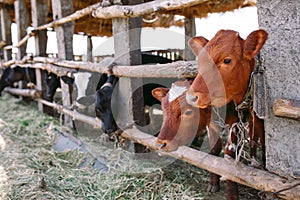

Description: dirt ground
[0,93,262,200]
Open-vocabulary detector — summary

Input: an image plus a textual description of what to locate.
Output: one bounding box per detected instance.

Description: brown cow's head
[186,29,268,108]
[152,80,209,152]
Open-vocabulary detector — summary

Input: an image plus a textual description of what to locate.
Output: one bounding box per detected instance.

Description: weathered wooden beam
[0,5,12,61]
[92,0,208,19]
[51,0,75,126]
[120,128,300,200]
[86,34,93,62]
[2,56,198,78]
[31,0,49,113]
[14,0,30,60]
[112,60,198,78]
[15,63,76,80]
[2,32,35,51]
[113,0,146,128]
[36,2,101,31]
[29,57,198,78]
[4,88,40,98]
[273,98,300,121]
[184,16,196,61]
[37,99,103,129]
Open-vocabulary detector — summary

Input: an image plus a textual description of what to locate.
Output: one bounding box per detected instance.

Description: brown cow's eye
[184,110,193,116]
[223,59,231,64]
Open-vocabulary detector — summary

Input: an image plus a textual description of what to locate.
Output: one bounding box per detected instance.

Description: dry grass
[0,93,260,200]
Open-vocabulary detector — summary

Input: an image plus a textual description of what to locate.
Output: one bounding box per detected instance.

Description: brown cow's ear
[152,87,169,102]
[244,29,268,59]
[188,36,208,57]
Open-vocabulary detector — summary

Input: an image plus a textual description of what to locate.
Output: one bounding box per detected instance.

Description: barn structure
[0,0,299,199]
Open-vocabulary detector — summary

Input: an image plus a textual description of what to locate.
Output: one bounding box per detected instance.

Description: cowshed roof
[1,0,256,36]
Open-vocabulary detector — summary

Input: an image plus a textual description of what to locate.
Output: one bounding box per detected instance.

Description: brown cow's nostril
[186,93,198,105]
[191,95,198,102]
[156,139,168,149]
[159,143,166,149]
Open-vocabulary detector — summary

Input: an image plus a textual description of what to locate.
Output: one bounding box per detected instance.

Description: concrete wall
[257,0,300,178]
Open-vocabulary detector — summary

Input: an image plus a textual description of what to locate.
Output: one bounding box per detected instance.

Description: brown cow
[152,80,228,194]
[152,80,211,152]
[186,29,268,200]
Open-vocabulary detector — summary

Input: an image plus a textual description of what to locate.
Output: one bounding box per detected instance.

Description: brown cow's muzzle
[156,138,179,152]
[186,89,211,109]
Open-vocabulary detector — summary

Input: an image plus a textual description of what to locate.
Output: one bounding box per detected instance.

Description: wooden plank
[86,34,93,62]
[0,5,12,61]
[120,128,300,200]
[92,0,208,19]
[31,0,49,113]
[36,2,101,31]
[14,0,29,60]
[273,98,300,121]
[112,0,146,128]
[51,0,75,126]
[5,88,40,98]
[184,16,195,61]
[112,60,198,78]
[3,55,198,78]
[16,63,77,77]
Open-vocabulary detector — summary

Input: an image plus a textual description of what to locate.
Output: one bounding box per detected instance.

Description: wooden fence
[1,0,300,199]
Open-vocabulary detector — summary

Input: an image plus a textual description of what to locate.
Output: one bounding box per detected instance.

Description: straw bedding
[0,93,259,199]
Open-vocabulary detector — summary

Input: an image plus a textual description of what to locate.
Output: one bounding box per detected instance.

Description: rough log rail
[3,88,300,200]
[2,2,101,51]
[273,98,300,121]
[16,63,77,77]
[93,0,210,19]
[2,0,207,51]
[4,88,40,98]
[4,56,198,78]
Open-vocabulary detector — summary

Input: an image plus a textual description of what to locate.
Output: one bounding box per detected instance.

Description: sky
[13,6,258,57]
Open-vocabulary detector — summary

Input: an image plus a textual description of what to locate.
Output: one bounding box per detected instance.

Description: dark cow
[0,66,36,96]
[95,74,119,134]
[185,29,268,200]
[43,72,74,102]
[95,54,173,134]
[95,73,164,134]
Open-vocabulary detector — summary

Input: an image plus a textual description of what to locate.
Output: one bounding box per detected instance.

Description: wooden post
[15,0,30,100]
[84,34,100,97]
[51,0,75,126]
[113,0,146,130]
[0,4,12,61]
[86,34,93,62]
[31,0,49,113]
[14,0,29,60]
[184,16,195,61]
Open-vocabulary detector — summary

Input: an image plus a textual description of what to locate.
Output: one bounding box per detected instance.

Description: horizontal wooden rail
[35,3,102,31]
[4,56,198,78]
[2,2,101,51]
[273,98,300,121]
[16,63,77,77]
[4,88,300,200]
[31,56,113,74]
[4,88,40,98]
[93,0,209,19]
